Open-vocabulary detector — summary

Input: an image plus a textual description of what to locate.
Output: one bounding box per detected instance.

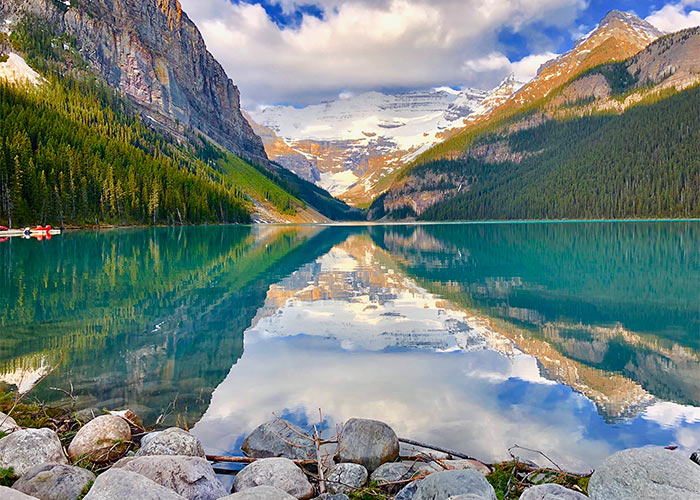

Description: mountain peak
[598,9,664,37]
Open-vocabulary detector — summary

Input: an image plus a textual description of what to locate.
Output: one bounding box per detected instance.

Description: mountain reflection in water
[0,222,698,472]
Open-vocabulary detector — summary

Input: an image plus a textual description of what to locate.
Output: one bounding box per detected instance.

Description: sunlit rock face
[0,0,267,163]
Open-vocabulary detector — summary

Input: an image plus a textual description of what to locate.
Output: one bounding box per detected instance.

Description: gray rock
[394,481,420,500]
[441,460,491,476]
[336,418,399,472]
[12,463,96,500]
[520,484,588,499]
[141,431,162,448]
[446,496,489,500]
[83,468,185,500]
[0,411,20,433]
[219,486,297,500]
[370,462,431,485]
[68,414,132,463]
[113,455,227,500]
[0,486,40,499]
[136,428,205,458]
[0,428,68,476]
[313,495,350,500]
[412,469,497,500]
[325,463,367,495]
[241,419,316,461]
[589,446,700,500]
[233,457,314,500]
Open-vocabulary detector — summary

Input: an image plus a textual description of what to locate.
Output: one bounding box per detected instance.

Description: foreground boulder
[233,457,314,499]
[12,463,96,500]
[336,418,399,472]
[410,469,497,500]
[0,428,68,475]
[588,447,700,500]
[241,419,316,461]
[520,484,588,499]
[0,411,20,433]
[136,428,205,458]
[220,486,297,500]
[0,486,40,499]
[83,468,185,500]
[325,463,368,495]
[113,455,227,500]
[68,414,132,463]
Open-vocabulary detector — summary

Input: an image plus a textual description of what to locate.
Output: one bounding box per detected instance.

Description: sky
[177,0,700,108]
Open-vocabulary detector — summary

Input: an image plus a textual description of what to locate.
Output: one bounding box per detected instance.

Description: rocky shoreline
[0,402,699,500]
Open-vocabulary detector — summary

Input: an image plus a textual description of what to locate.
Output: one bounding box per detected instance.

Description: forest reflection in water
[0,221,698,471]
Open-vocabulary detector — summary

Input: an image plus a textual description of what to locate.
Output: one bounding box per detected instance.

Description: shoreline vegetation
[2,381,699,500]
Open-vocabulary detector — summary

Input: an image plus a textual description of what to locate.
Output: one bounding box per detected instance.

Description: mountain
[0,0,362,224]
[370,12,700,221]
[248,81,524,207]
[1,0,266,163]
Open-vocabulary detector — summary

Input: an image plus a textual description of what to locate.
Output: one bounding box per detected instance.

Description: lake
[1,222,698,474]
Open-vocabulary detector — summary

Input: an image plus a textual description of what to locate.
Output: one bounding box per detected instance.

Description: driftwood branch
[206,455,316,466]
[399,437,478,461]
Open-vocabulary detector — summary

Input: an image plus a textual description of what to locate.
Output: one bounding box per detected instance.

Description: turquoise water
[0,222,698,472]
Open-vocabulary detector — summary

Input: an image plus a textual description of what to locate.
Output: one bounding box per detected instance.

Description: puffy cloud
[646,0,700,32]
[179,0,587,106]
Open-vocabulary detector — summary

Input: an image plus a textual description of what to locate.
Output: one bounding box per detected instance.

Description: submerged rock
[0,486,40,499]
[83,468,185,500]
[325,462,368,495]
[233,457,314,499]
[241,419,316,461]
[136,428,205,458]
[336,418,399,472]
[68,414,132,463]
[220,485,297,500]
[12,463,96,500]
[113,455,227,500]
[0,428,68,476]
[588,447,700,500]
[520,484,588,499]
[411,469,497,500]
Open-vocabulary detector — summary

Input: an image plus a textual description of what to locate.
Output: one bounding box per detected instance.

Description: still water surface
[0,222,698,473]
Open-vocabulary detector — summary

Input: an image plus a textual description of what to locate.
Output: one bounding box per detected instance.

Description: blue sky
[179,0,700,107]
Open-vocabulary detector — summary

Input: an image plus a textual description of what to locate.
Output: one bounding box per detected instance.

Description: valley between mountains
[0,2,698,226]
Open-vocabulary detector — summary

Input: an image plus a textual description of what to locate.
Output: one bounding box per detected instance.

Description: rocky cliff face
[0,0,267,163]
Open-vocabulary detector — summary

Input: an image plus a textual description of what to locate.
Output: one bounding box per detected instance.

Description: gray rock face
[0,486,40,499]
[0,428,68,476]
[136,427,205,458]
[0,411,20,433]
[520,484,589,499]
[0,0,267,163]
[219,486,297,500]
[241,419,316,461]
[113,455,227,500]
[589,447,700,500]
[411,469,497,500]
[12,463,96,500]
[233,457,314,500]
[68,414,132,463]
[325,463,368,495]
[336,418,399,472]
[83,468,186,500]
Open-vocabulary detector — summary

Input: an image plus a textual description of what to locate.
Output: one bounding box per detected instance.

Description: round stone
[68,414,132,463]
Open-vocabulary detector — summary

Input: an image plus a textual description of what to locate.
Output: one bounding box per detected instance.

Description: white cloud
[179,0,587,106]
[646,0,700,32]
[462,51,559,83]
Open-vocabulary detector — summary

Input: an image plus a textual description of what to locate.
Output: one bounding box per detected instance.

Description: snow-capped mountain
[248,79,523,206]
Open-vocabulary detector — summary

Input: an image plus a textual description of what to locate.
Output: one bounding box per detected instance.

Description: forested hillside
[0,15,320,227]
[370,24,700,221]
[419,86,699,220]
